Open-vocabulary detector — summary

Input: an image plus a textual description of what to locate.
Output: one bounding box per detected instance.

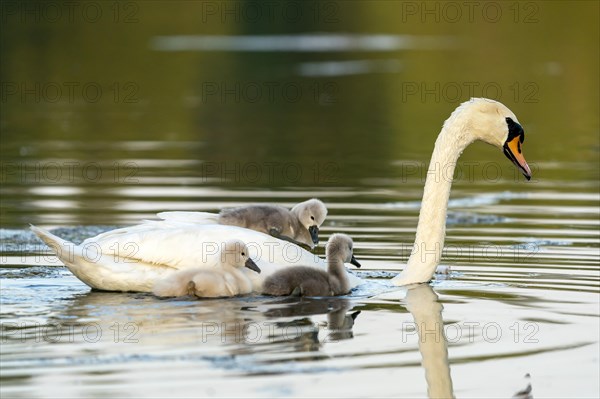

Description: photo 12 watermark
[399,1,540,24]
[1,1,140,24]
[198,161,340,185]
[395,161,539,184]
[398,242,540,264]
[1,321,140,344]
[198,1,340,24]
[0,81,139,104]
[398,81,540,104]
[192,321,351,344]
[1,161,139,184]
[402,321,540,344]
[200,81,339,104]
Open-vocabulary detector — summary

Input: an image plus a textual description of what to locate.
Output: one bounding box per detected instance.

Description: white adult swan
[391,98,531,285]
[30,98,530,291]
[30,221,360,292]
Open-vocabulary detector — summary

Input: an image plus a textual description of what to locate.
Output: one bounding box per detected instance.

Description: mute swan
[262,234,361,297]
[30,222,361,292]
[158,198,327,249]
[152,239,260,298]
[391,98,531,286]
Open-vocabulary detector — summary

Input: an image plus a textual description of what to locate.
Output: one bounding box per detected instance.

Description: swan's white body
[157,211,218,224]
[31,222,361,292]
[392,98,530,285]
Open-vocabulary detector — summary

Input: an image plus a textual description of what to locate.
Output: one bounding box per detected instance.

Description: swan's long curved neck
[393,123,472,285]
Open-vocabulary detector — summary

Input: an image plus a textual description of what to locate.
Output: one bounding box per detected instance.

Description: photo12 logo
[199,161,340,184]
[197,321,347,344]
[1,321,140,344]
[401,321,540,344]
[198,1,340,24]
[400,2,540,24]
[1,161,139,184]
[1,1,140,24]
[0,82,139,104]
[200,81,338,104]
[399,81,539,104]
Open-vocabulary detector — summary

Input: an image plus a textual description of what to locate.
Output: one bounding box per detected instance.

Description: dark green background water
[1,1,598,226]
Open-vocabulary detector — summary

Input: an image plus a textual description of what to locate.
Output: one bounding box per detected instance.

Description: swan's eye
[241,252,245,256]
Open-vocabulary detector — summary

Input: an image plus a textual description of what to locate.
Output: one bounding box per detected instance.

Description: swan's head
[451,98,532,180]
[291,198,328,245]
[221,239,260,273]
[326,233,361,268]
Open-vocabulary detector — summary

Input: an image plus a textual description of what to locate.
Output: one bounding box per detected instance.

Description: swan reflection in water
[401,284,454,399]
[37,284,453,397]
[25,285,458,397]
[261,296,361,346]
[384,284,532,399]
[34,292,361,351]
[1,280,456,397]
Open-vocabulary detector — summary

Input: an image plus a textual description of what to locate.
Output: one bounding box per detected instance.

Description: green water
[1,1,599,397]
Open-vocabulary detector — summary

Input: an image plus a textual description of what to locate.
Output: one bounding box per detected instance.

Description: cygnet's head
[447,98,531,180]
[220,239,260,273]
[290,198,328,245]
[325,233,361,268]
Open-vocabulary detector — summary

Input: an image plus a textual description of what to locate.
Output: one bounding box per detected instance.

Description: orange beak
[503,135,531,180]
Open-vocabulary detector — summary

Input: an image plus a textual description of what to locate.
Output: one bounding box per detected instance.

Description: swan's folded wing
[84,223,316,270]
[157,211,219,224]
[87,225,225,269]
[81,220,175,245]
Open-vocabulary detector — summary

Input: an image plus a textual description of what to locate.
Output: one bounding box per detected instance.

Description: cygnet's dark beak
[350,255,361,268]
[308,225,319,245]
[244,258,261,273]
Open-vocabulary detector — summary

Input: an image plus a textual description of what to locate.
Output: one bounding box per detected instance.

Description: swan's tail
[30,225,92,283]
[157,211,219,224]
[31,225,168,292]
[30,225,75,259]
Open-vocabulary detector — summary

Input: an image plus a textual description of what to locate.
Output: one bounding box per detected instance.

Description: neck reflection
[404,284,454,399]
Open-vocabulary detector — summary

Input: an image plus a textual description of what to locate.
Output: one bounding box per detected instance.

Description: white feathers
[30,222,362,293]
